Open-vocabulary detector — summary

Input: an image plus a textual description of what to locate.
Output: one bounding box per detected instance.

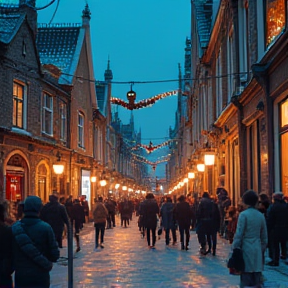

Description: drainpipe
[252,62,274,197]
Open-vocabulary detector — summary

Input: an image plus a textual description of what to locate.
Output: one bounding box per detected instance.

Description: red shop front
[6,171,24,202]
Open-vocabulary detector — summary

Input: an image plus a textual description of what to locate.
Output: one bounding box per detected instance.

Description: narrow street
[50,215,288,288]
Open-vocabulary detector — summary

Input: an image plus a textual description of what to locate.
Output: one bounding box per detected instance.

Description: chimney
[19,0,37,37]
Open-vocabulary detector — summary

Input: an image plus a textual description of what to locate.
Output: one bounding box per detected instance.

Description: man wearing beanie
[12,196,60,288]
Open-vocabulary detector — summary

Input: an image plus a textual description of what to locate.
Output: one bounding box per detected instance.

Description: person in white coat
[232,190,268,288]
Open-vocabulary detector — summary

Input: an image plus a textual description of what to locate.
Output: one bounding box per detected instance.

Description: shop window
[281,98,288,128]
[281,133,288,196]
[266,0,286,46]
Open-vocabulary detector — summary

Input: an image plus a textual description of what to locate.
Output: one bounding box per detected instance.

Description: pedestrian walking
[70,199,85,252]
[174,195,193,250]
[12,196,60,288]
[93,197,108,250]
[142,193,159,249]
[266,191,288,266]
[81,195,90,224]
[205,196,221,255]
[120,198,131,228]
[40,193,70,248]
[0,203,13,288]
[160,196,177,246]
[231,190,267,288]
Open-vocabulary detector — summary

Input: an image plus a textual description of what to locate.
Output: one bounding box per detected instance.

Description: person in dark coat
[65,195,74,220]
[70,199,85,252]
[0,203,13,288]
[81,195,90,224]
[120,199,131,228]
[12,196,59,288]
[196,192,214,254]
[142,193,159,248]
[266,192,288,266]
[160,196,177,246]
[205,196,221,255]
[40,194,70,248]
[174,195,193,250]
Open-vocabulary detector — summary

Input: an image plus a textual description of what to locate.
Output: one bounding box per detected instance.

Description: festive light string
[111,90,179,110]
[131,140,176,153]
[131,153,171,170]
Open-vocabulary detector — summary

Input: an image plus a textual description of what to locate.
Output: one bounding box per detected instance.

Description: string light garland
[132,140,176,153]
[111,90,179,110]
[131,153,171,170]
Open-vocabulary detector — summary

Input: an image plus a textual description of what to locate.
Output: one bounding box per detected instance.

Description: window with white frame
[227,31,234,103]
[13,81,26,128]
[216,50,222,118]
[238,1,249,83]
[59,103,67,142]
[42,92,53,135]
[78,112,85,148]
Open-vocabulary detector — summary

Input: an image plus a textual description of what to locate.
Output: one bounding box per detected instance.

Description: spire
[82,3,91,26]
[104,57,113,82]
[19,0,37,36]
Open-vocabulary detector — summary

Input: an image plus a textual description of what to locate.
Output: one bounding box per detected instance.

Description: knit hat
[24,196,43,215]
[273,192,283,200]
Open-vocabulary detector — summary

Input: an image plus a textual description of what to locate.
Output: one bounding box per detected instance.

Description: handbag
[227,215,246,274]
[227,248,245,273]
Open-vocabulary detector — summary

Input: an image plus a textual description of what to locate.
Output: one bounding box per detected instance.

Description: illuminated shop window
[266,0,285,46]
[281,98,288,128]
[281,133,288,196]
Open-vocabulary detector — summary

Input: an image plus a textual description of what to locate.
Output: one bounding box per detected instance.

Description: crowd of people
[0,188,288,288]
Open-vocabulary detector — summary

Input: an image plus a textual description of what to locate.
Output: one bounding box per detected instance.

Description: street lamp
[197,163,205,195]
[53,152,64,174]
[204,152,215,166]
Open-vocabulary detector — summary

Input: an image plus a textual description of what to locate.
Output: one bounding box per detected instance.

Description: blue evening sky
[9,0,191,177]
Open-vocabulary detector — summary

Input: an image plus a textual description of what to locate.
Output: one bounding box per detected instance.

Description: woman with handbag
[231,190,268,288]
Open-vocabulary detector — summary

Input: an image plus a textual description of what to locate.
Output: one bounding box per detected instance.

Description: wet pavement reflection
[50,215,287,288]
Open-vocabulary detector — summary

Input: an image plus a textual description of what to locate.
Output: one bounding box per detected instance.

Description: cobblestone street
[49,215,288,288]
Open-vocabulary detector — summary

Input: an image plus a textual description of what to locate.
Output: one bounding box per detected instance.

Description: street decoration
[131,153,170,170]
[111,89,179,110]
[131,140,172,153]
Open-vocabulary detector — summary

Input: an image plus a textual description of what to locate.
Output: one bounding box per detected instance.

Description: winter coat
[93,202,108,224]
[0,223,13,288]
[119,201,131,220]
[160,202,175,230]
[12,215,59,288]
[174,201,192,229]
[40,198,70,236]
[70,203,85,227]
[232,207,267,273]
[142,199,159,229]
[196,197,216,234]
[267,199,288,241]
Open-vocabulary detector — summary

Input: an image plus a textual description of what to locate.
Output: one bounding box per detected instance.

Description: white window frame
[78,112,85,148]
[216,50,222,118]
[13,80,27,129]
[42,92,53,136]
[227,30,234,103]
[59,102,67,142]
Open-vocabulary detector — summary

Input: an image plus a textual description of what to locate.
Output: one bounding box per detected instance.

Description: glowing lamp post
[204,153,215,166]
[197,163,205,195]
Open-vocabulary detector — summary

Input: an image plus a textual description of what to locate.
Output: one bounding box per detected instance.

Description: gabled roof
[0,5,25,44]
[36,23,84,85]
[194,0,213,49]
